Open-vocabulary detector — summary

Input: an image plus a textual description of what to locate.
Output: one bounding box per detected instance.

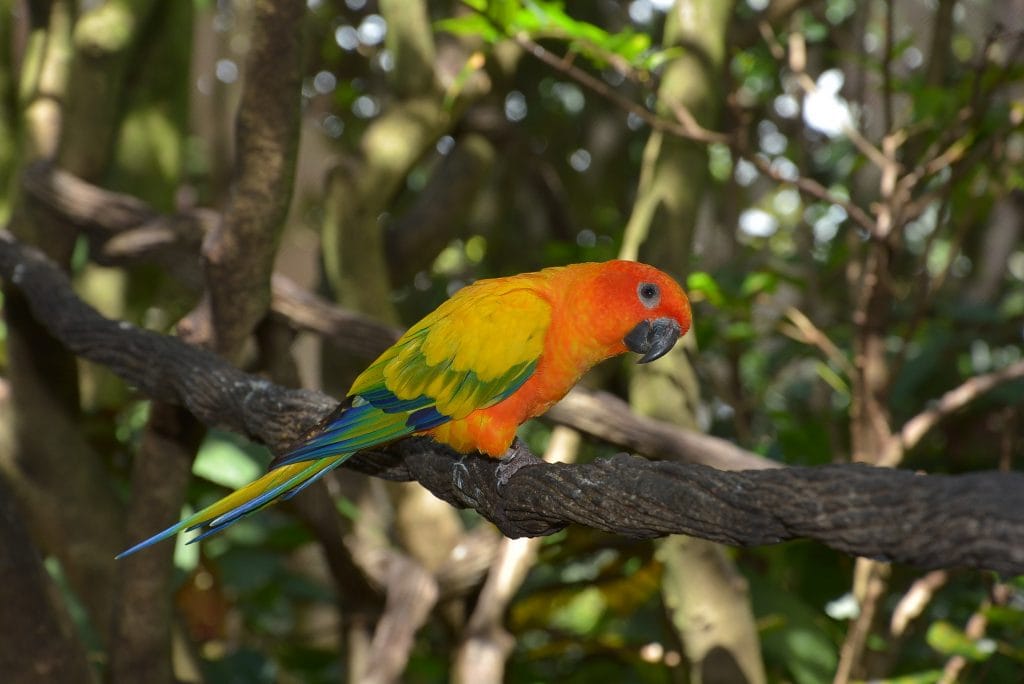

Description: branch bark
[2,231,1023,575]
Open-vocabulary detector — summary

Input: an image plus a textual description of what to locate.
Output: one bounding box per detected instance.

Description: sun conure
[118,260,691,557]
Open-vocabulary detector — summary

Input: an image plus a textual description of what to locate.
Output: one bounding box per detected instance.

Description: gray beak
[623,317,682,364]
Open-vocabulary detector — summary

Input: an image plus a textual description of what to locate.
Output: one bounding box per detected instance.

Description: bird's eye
[637,282,660,308]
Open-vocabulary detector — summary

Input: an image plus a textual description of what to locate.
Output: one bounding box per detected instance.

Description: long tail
[116,455,350,558]
[117,401,416,558]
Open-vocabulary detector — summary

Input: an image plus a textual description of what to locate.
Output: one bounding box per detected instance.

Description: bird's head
[569,260,692,364]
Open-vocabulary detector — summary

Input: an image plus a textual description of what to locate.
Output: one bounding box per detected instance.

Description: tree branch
[881,358,1024,467]
[2,231,1023,574]
[514,34,727,145]
[732,0,819,48]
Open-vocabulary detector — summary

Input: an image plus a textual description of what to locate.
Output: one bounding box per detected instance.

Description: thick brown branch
[2,232,1023,574]
[0,230,332,447]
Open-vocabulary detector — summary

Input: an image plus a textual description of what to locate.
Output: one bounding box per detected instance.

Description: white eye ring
[637,282,660,309]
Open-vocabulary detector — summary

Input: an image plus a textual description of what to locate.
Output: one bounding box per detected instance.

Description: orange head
[555,260,692,364]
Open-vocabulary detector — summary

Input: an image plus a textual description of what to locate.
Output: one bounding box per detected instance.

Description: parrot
[117,260,691,557]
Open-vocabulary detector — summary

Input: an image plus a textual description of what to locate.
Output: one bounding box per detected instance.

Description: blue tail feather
[117,397,431,558]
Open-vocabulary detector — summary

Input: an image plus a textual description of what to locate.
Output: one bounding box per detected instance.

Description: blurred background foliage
[2,0,1024,682]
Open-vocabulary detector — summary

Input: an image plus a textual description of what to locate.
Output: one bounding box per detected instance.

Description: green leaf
[549,586,606,635]
[982,605,1024,628]
[642,46,685,72]
[687,271,725,307]
[193,433,264,490]
[724,321,756,342]
[741,271,779,297]
[926,621,997,661]
[602,31,650,61]
[491,0,531,30]
[335,495,360,522]
[435,14,501,42]
[876,670,944,684]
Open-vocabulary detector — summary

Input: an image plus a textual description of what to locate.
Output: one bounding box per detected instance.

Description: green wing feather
[351,284,552,418]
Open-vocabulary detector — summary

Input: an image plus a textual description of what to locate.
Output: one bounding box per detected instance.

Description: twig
[881,358,1024,467]
[270,274,401,360]
[361,556,439,684]
[547,387,776,470]
[881,0,895,135]
[890,570,948,637]
[733,0,819,48]
[783,30,890,172]
[742,152,875,232]
[513,34,728,145]
[834,560,888,684]
[781,306,855,377]
[520,18,877,234]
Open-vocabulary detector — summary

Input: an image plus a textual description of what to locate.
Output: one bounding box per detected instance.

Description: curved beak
[623,317,682,364]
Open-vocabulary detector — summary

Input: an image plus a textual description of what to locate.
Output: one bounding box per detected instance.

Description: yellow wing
[349,279,552,420]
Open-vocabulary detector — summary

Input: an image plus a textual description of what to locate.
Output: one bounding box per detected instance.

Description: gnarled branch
[1,231,1023,575]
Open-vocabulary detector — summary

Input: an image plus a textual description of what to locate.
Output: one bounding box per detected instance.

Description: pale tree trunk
[620,2,766,682]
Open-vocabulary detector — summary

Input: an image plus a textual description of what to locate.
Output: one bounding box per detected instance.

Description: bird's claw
[495,438,544,490]
[451,457,470,491]
[451,456,481,507]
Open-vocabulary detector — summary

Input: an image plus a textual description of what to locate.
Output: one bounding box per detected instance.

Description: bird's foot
[495,438,544,489]
[451,456,470,491]
[450,456,481,507]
